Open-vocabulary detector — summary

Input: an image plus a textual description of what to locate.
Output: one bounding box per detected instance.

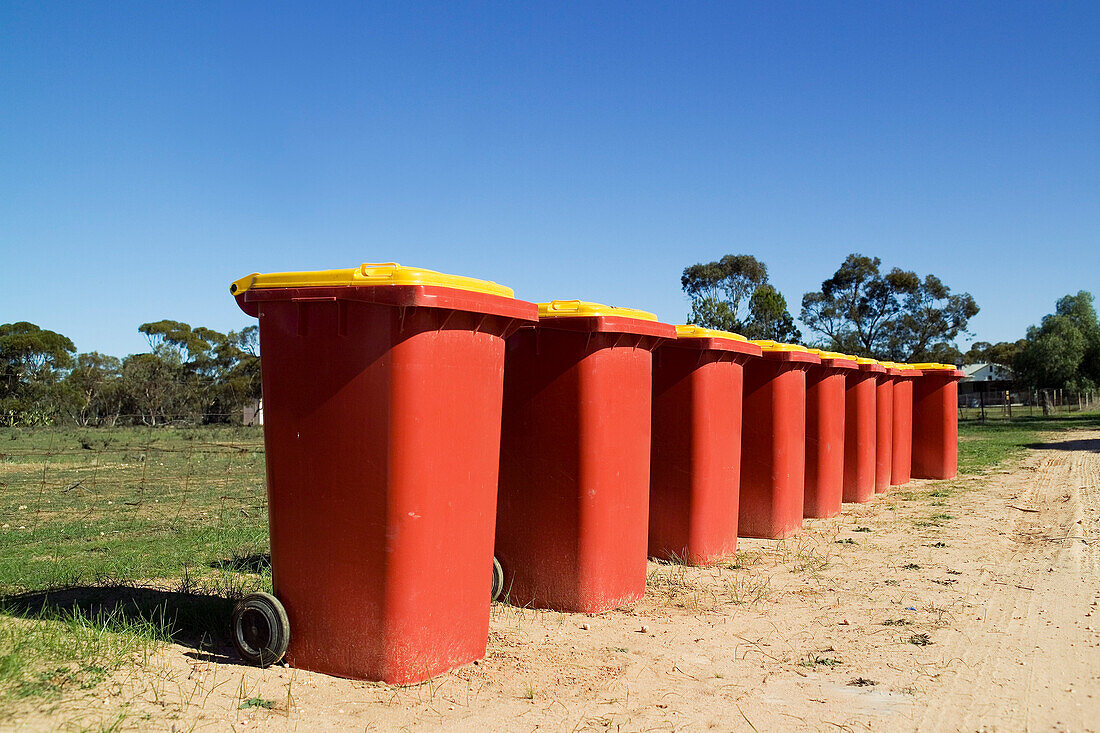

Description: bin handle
[358,263,400,279]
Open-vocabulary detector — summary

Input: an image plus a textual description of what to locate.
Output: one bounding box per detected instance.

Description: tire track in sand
[915,431,1100,732]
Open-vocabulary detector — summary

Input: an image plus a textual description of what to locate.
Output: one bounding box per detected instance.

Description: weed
[239,697,276,710]
[909,633,932,646]
[881,618,912,626]
[723,575,772,606]
[848,677,877,687]
[930,542,948,548]
[729,550,765,569]
[915,513,954,528]
[646,564,717,610]
[799,654,842,668]
[522,682,535,700]
[788,545,830,575]
[835,538,857,545]
[853,527,872,533]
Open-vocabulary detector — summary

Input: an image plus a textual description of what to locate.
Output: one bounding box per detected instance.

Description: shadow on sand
[1025,437,1100,454]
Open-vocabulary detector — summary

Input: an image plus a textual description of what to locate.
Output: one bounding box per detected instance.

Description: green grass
[957,410,1100,474]
[0,426,269,594]
[0,602,170,702]
[0,426,270,715]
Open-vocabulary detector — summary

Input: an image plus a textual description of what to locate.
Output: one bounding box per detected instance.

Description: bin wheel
[232,592,290,667]
[491,556,504,601]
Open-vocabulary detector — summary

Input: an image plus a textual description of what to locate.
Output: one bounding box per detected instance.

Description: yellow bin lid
[807,348,852,360]
[674,325,748,341]
[230,262,514,298]
[751,340,810,353]
[538,300,658,321]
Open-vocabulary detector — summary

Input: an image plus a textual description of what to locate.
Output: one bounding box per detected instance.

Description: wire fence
[958,388,1099,420]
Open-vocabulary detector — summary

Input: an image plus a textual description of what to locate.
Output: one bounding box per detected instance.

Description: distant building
[958,363,1015,406]
[243,399,263,426]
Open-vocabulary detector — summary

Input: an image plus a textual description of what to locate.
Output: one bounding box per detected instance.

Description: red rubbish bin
[231,263,537,684]
[874,363,901,494]
[844,358,885,504]
[911,363,966,479]
[649,326,761,565]
[495,301,675,612]
[890,365,921,485]
[739,342,820,539]
[803,351,858,518]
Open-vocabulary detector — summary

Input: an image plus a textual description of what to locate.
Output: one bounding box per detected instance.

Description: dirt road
[13,430,1100,731]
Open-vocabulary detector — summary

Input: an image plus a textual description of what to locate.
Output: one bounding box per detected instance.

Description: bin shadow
[210,553,270,575]
[1025,438,1100,454]
[0,585,247,663]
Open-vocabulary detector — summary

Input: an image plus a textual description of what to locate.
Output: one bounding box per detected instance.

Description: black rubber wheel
[232,592,290,667]
[491,556,504,601]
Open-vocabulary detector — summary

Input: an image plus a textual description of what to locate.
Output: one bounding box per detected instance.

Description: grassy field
[957,409,1100,473]
[1,412,1099,723]
[0,426,269,714]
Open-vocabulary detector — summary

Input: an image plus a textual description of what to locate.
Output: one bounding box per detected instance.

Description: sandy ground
[9,429,1100,732]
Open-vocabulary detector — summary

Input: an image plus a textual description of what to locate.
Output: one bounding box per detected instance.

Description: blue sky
[2,1,1097,357]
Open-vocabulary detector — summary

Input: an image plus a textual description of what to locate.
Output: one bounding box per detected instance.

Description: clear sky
[2,1,1097,358]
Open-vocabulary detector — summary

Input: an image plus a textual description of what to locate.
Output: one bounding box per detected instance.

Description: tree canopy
[1015,291,1100,391]
[800,254,978,361]
[0,322,76,423]
[681,254,800,340]
[1,320,260,427]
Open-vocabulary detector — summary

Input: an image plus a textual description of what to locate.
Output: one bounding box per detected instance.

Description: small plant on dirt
[902,563,921,570]
[799,654,842,668]
[522,683,535,700]
[239,697,276,710]
[909,633,932,646]
[789,546,830,576]
[916,513,954,528]
[883,579,899,586]
[723,574,772,606]
[930,542,948,548]
[728,550,765,569]
[881,618,912,626]
[929,488,952,498]
[853,527,872,533]
[835,538,857,545]
[848,677,877,687]
[646,563,722,611]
